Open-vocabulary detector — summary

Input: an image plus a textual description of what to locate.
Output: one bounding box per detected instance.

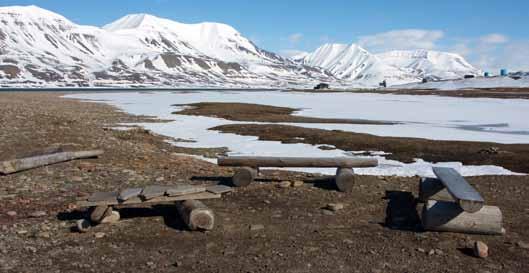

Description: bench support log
[335,168,355,192]
[176,200,215,231]
[422,200,504,235]
[418,178,453,202]
[90,205,112,224]
[232,167,258,187]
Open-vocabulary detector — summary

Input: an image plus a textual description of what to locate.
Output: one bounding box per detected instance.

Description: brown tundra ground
[0,91,528,273]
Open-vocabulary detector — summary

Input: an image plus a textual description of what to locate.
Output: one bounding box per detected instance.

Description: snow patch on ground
[395,76,529,90]
[65,91,527,177]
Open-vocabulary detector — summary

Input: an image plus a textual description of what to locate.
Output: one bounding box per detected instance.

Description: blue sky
[2,0,529,70]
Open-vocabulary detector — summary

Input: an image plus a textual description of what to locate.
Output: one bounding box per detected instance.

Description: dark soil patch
[173,102,396,125]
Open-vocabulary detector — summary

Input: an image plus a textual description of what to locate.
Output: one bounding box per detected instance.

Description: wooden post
[335,167,355,192]
[418,177,453,202]
[218,156,378,168]
[232,167,257,187]
[422,200,504,235]
[176,200,215,231]
[0,150,104,175]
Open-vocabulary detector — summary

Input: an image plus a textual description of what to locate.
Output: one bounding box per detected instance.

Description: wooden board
[206,185,233,194]
[118,188,143,201]
[217,156,378,168]
[140,185,171,200]
[87,191,118,203]
[77,191,221,207]
[433,167,484,213]
[166,184,206,196]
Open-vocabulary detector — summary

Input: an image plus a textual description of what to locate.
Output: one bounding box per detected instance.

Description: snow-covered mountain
[0,5,482,88]
[296,44,480,86]
[296,43,420,86]
[0,5,334,88]
[376,50,481,80]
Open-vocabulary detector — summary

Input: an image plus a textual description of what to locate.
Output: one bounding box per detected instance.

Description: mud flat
[0,92,528,272]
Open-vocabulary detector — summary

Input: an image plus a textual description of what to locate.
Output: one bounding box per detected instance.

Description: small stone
[172,261,182,267]
[292,181,304,187]
[473,241,489,258]
[263,200,271,204]
[6,211,17,217]
[17,230,28,235]
[94,232,106,239]
[249,224,265,231]
[76,219,91,233]
[71,176,83,182]
[428,249,435,256]
[417,248,425,253]
[278,181,291,188]
[343,239,354,244]
[29,211,47,218]
[322,210,335,216]
[155,177,165,182]
[25,246,37,253]
[434,249,444,255]
[36,231,51,239]
[325,203,345,212]
[100,211,120,224]
[78,162,96,172]
[516,241,529,249]
[146,261,155,268]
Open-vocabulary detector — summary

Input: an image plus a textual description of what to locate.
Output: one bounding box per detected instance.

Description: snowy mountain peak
[0,5,70,22]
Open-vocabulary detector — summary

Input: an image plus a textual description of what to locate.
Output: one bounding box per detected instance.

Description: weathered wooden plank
[166,184,206,196]
[118,188,143,202]
[422,200,504,235]
[88,191,118,203]
[418,177,453,202]
[433,167,484,213]
[176,200,215,231]
[206,185,234,194]
[218,156,378,168]
[0,150,104,175]
[77,191,221,207]
[140,185,171,200]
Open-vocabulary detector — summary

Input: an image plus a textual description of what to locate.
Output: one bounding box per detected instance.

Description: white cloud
[287,33,304,44]
[480,33,509,44]
[357,29,444,52]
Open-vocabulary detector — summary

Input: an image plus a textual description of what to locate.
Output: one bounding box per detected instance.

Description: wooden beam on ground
[218,156,378,168]
[422,200,504,235]
[176,200,215,231]
[433,167,485,213]
[418,177,453,202]
[0,150,104,175]
[77,191,221,207]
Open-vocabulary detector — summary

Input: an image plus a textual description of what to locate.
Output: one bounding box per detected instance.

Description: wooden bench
[217,156,378,192]
[419,167,503,235]
[76,184,233,231]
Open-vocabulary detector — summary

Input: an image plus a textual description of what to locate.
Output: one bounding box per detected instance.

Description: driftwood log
[335,168,355,192]
[0,150,104,175]
[232,167,258,187]
[422,200,504,235]
[176,200,215,231]
[218,156,378,168]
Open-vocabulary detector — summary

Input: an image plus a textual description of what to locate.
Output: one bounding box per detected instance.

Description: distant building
[484,72,490,77]
[314,83,330,90]
[464,75,475,79]
[500,69,508,76]
[379,80,387,88]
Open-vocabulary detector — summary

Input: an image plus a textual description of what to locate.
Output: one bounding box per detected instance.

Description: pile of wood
[76,184,233,232]
[419,167,504,235]
[217,156,378,192]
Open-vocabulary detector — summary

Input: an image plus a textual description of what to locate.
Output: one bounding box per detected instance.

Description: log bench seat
[419,167,504,235]
[217,156,378,192]
[76,184,233,231]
